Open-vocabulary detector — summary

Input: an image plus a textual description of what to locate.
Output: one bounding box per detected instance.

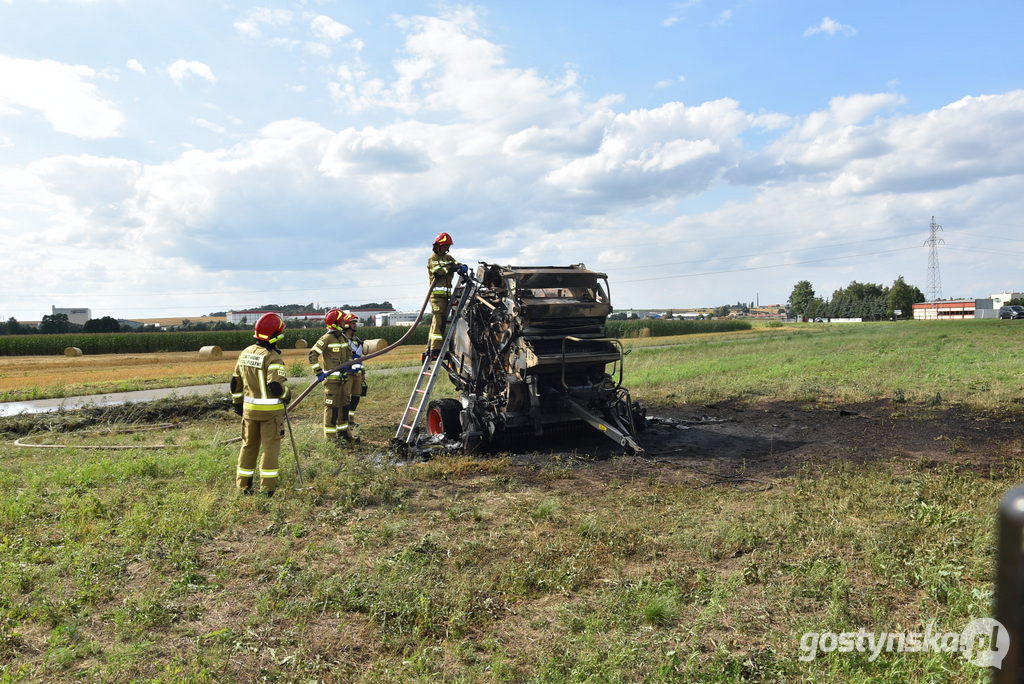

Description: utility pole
[924,216,944,301]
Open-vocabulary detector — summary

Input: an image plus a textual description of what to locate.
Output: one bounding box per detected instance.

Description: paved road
[0,384,228,417]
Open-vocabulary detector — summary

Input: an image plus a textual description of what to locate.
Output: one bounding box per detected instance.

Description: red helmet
[253,312,285,343]
[342,312,358,328]
[433,232,453,247]
[325,309,344,330]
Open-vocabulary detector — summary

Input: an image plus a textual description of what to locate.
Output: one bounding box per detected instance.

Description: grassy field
[1,320,1022,681]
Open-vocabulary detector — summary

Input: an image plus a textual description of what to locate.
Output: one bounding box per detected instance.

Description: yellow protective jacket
[309,330,353,382]
[427,251,458,296]
[230,342,290,417]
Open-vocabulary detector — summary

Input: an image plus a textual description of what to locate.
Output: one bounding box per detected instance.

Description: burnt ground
[501,399,1024,484]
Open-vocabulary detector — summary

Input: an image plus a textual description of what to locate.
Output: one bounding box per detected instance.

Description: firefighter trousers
[345,371,364,427]
[429,294,450,351]
[323,379,352,439]
[236,412,284,492]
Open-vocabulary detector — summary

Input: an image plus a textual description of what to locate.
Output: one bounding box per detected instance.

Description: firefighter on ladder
[339,312,368,434]
[309,309,358,444]
[426,232,468,361]
[230,313,291,496]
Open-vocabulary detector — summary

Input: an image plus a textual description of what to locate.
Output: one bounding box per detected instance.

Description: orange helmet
[324,309,344,330]
[342,312,358,328]
[433,232,453,247]
[253,312,285,343]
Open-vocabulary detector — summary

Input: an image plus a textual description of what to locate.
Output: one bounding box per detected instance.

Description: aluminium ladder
[394,275,478,445]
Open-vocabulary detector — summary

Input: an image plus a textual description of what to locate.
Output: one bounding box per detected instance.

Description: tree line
[787,277,925,320]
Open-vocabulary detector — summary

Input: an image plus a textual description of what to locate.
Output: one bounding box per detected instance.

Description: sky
[1,0,1022,321]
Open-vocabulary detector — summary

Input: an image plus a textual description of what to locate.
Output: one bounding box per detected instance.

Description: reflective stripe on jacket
[427,252,457,290]
[309,330,353,379]
[230,343,290,414]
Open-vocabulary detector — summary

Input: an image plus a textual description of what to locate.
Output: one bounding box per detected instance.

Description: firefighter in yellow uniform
[230,313,291,496]
[426,232,468,360]
[309,309,357,443]
[339,312,368,433]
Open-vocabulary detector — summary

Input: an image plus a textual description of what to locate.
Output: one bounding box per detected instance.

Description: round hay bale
[294,338,309,349]
[198,345,223,359]
[637,327,652,338]
[63,346,83,357]
[362,338,387,354]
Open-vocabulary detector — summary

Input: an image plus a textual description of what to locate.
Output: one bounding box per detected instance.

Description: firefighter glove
[316,371,328,382]
[457,263,469,275]
[232,403,243,416]
[361,381,368,397]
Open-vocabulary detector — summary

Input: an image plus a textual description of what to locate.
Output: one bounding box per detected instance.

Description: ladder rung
[415,389,426,393]
[401,423,414,430]
[405,406,419,413]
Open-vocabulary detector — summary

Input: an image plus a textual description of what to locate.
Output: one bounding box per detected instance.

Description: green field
[0,320,1021,682]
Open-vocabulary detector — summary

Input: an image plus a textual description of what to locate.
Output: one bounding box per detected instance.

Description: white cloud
[191,117,226,134]
[545,99,752,201]
[804,17,857,38]
[716,10,732,25]
[234,7,294,38]
[167,60,216,86]
[304,42,332,58]
[25,155,142,245]
[662,16,680,27]
[126,58,145,74]
[329,9,586,130]
[0,55,123,138]
[311,15,352,41]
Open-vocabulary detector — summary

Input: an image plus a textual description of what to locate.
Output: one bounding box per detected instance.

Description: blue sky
[1,0,1022,320]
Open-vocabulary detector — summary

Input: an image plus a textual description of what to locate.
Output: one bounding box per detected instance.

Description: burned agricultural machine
[396,263,645,454]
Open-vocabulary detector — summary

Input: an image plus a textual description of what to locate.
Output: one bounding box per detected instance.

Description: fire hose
[285,276,439,412]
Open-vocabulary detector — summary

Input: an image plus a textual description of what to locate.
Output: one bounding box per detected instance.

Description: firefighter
[339,312,368,431]
[230,313,291,496]
[309,309,357,443]
[426,232,468,360]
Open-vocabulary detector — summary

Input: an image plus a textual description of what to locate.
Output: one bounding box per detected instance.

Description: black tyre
[426,398,462,439]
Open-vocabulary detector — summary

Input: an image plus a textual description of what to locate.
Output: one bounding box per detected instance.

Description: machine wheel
[426,399,462,439]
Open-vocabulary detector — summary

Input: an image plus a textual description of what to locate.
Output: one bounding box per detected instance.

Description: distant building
[51,306,91,326]
[227,308,395,326]
[226,310,322,325]
[991,292,1024,308]
[913,299,995,320]
[372,311,420,327]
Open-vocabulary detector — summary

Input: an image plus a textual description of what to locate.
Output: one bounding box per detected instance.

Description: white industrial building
[913,299,995,320]
[372,311,420,327]
[991,292,1024,308]
[51,306,91,325]
[227,308,395,326]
